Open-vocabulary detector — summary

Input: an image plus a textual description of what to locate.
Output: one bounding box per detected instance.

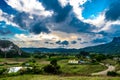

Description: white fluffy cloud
[13,31,103,48]
[59,0,87,20]
[0,9,19,27]
[5,0,53,17]
[58,0,69,7]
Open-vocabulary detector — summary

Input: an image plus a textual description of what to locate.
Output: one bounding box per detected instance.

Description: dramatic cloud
[0,0,120,48]
[5,0,53,16]
[0,0,17,15]
[13,12,51,34]
[91,38,108,43]
[105,0,120,21]
[71,40,77,44]
[69,16,96,33]
[56,40,69,46]
[39,0,72,22]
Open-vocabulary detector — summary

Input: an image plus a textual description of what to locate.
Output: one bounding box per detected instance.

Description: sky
[0,0,120,48]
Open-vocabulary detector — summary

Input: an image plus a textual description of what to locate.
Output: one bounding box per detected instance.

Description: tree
[76,51,89,59]
[43,59,60,74]
[90,54,106,62]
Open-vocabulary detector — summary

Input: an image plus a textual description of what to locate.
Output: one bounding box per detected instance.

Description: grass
[0,58,107,75]
[101,59,117,65]
[58,60,107,75]
[0,75,120,80]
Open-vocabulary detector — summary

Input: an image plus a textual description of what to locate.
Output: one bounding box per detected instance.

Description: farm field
[0,55,120,80]
[0,58,107,76]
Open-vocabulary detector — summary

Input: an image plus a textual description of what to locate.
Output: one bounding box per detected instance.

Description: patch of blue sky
[0,21,29,35]
[0,0,18,15]
[82,0,115,19]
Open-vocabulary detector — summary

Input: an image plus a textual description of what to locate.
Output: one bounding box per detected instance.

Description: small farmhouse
[68,60,78,64]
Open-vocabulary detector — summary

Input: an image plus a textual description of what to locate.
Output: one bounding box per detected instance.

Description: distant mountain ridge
[0,40,29,58]
[22,37,120,54]
[21,47,79,53]
[0,40,21,53]
[80,37,120,54]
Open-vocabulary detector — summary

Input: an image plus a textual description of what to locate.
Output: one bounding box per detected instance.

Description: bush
[107,71,118,76]
[19,68,31,75]
[0,68,7,75]
[50,59,57,66]
[32,65,42,74]
[19,64,42,74]
[43,59,61,74]
[8,72,19,76]
[43,64,60,74]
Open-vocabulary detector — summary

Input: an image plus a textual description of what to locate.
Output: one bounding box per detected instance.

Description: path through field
[91,64,115,76]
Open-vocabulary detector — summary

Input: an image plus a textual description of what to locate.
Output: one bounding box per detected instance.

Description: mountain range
[1,37,120,55]
[0,40,29,57]
[80,37,120,54]
[21,37,120,54]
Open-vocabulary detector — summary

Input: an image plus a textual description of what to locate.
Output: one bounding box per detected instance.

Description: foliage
[33,52,46,59]
[50,59,57,66]
[76,51,89,59]
[107,71,118,76]
[43,59,61,74]
[90,54,106,62]
[20,58,42,74]
[58,60,106,75]
[0,68,7,75]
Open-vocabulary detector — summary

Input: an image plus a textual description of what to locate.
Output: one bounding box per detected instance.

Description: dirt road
[91,64,115,76]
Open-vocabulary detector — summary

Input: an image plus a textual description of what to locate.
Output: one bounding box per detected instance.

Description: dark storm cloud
[39,0,72,22]
[69,16,96,33]
[45,41,49,44]
[1,0,97,35]
[56,40,61,45]
[95,25,120,44]
[77,38,82,41]
[45,41,54,45]
[13,12,29,29]
[98,31,109,36]
[91,38,108,43]
[13,12,50,34]
[109,25,120,37]
[105,0,120,21]
[71,41,77,44]
[51,15,97,34]
[80,41,88,44]
[61,40,69,45]
[99,25,120,37]
[56,40,69,45]
[30,22,50,34]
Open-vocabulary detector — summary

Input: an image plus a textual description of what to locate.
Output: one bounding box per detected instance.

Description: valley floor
[0,75,120,80]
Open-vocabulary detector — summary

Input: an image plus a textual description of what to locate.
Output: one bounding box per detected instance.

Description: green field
[0,75,120,80]
[58,60,107,75]
[0,57,119,80]
[0,58,107,76]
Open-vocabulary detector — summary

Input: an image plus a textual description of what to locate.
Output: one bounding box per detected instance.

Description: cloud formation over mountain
[0,0,120,48]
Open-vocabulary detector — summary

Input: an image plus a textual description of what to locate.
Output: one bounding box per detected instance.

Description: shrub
[0,68,7,75]
[50,59,57,66]
[107,71,118,76]
[8,72,19,76]
[43,59,61,74]
[19,64,42,74]
[43,64,60,74]
[18,68,31,75]
[32,65,42,74]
